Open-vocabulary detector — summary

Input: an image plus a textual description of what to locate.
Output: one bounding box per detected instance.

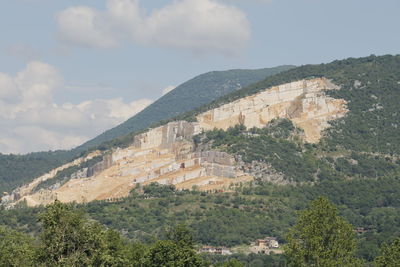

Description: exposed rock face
[87,155,113,177]
[4,78,347,207]
[133,121,201,150]
[197,78,347,143]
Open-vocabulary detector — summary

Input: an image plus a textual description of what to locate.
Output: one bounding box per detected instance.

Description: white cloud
[57,6,118,48]
[57,0,250,54]
[162,85,176,95]
[0,62,152,154]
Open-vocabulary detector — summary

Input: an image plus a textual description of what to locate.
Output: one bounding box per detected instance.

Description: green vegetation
[1,55,400,265]
[374,237,400,267]
[285,197,363,266]
[200,121,400,182]
[202,122,320,182]
[187,55,400,156]
[0,225,36,267]
[0,150,74,193]
[0,200,237,266]
[2,178,400,263]
[2,194,399,266]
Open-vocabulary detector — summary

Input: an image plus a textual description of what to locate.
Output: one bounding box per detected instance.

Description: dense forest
[2,178,400,263]
[1,192,399,266]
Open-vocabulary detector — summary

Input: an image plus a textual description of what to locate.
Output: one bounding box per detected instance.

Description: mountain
[5,76,349,205]
[2,55,400,263]
[0,66,294,194]
[76,66,295,151]
[5,54,400,206]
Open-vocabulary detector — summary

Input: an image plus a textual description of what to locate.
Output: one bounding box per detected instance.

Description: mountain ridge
[0,66,294,193]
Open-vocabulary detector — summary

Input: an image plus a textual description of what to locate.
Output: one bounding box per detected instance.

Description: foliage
[285,197,363,266]
[374,237,400,267]
[0,150,74,193]
[203,121,321,182]
[142,182,177,198]
[37,200,132,266]
[203,254,285,267]
[0,226,36,267]
[166,224,195,249]
[2,176,400,263]
[201,119,400,183]
[216,258,244,267]
[144,240,205,267]
[1,55,400,266]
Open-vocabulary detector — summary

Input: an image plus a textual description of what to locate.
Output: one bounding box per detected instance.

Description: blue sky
[0,0,399,153]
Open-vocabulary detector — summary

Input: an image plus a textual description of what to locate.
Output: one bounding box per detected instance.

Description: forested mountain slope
[1,55,400,263]
[181,55,400,156]
[0,66,292,193]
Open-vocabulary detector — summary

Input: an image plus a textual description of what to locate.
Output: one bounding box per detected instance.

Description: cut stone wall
[196,78,347,143]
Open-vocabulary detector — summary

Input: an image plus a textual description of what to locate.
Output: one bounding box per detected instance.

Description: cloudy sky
[0,0,399,154]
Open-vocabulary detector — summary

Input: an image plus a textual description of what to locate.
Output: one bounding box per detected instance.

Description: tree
[144,224,205,266]
[284,197,363,267]
[166,224,195,249]
[217,258,244,267]
[144,240,205,267]
[37,200,131,266]
[0,226,36,267]
[374,237,400,267]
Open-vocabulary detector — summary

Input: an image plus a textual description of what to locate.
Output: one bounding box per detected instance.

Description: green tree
[0,226,36,267]
[217,258,244,267]
[284,197,363,267]
[144,224,205,266]
[374,237,400,267]
[37,200,131,266]
[166,224,195,249]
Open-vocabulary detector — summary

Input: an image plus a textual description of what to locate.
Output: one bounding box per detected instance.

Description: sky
[0,0,399,154]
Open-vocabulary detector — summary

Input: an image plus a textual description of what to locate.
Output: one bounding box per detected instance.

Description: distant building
[355,227,369,234]
[201,246,232,255]
[256,237,279,249]
[251,237,280,254]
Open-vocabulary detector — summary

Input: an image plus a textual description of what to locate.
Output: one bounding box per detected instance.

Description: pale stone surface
[16,144,245,206]
[4,78,347,207]
[196,78,347,143]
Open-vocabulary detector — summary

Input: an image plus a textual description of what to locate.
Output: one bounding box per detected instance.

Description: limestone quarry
[2,78,347,207]
[197,78,347,143]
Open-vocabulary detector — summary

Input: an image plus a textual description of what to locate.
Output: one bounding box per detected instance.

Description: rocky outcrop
[87,155,113,177]
[196,78,347,143]
[4,78,347,207]
[133,121,201,150]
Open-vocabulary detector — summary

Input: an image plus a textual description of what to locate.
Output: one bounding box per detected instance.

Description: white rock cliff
[4,78,347,206]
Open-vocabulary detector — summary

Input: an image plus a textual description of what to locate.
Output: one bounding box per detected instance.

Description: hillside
[4,55,400,205]
[0,66,292,194]
[1,55,400,263]
[4,77,348,206]
[76,66,294,151]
